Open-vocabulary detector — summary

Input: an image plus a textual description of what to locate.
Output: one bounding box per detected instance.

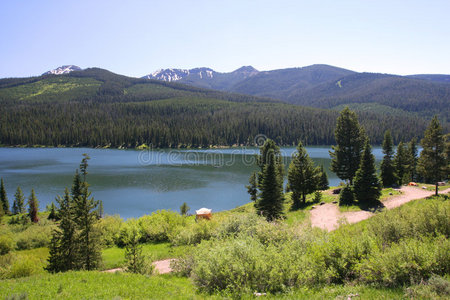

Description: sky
[1,0,449,78]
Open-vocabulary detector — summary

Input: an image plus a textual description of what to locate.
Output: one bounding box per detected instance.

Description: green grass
[102,243,193,270]
[0,270,408,299]
[0,271,200,300]
[339,188,402,212]
[411,183,450,192]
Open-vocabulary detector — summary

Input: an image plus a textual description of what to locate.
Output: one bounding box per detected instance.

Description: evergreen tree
[353,141,382,205]
[255,150,285,221]
[0,178,10,215]
[380,130,397,187]
[97,200,104,219]
[330,107,366,185]
[73,155,102,270]
[123,225,150,274]
[407,138,418,182]
[13,186,25,215]
[28,189,39,223]
[318,165,329,190]
[257,139,284,183]
[47,188,77,272]
[180,202,190,216]
[287,142,320,209]
[339,185,355,206]
[394,142,409,185]
[47,202,58,221]
[246,172,258,202]
[0,199,4,221]
[417,116,446,195]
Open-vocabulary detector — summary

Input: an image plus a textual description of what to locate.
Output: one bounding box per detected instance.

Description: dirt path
[103,258,175,274]
[310,186,450,231]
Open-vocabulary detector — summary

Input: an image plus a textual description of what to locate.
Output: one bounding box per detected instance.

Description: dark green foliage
[72,157,102,271]
[180,202,190,216]
[330,107,366,184]
[255,150,285,221]
[27,189,39,223]
[12,187,25,215]
[380,130,397,187]
[47,155,102,272]
[0,178,10,215]
[318,165,329,190]
[46,189,77,272]
[394,142,409,185]
[246,172,258,202]
[353,141,382,204]
[287,142,320,209]
[407,138,419,182]
[418,116,447,195]
[47,202,58,221]
[97,200,104,219]
[339,185,355,206]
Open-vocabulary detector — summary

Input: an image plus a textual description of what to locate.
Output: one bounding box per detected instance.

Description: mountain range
[141,64,450,120]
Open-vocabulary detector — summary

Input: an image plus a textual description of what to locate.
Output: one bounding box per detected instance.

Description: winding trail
[310,186,450,232]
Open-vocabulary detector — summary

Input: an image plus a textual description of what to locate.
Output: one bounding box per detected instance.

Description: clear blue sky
[1,0,449,78]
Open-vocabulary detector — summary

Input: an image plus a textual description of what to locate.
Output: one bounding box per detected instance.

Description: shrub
[138,210,186,242]
[15,224,53,250]
[0,234,14,255]
[169,219,217,246]
[359,236,450,286]
[96,215,124,247]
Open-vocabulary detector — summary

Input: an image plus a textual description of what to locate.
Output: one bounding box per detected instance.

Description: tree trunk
[435,182,439,196]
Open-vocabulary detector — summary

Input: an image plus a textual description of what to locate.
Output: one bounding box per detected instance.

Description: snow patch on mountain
[43,65,82,75]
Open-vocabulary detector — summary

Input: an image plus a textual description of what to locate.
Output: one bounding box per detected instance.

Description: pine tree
[0,199,4,221]
[287,142,320,209]
[14,187,25,214]
[417,116,446,196]
[73,155,102,270]
[47,188,77,272]
[318,165,329,190]
[255,150,285,221]
[246,172,258,202]
[28,189,39,223]
[47,202,58,221]
[180,202,190,216]
[407,138,418,182]
[339,185,355,206]
[380,130,397,187]
[97,200,104,219]
[330,107,366,185]
[353,141,382,205]
[123,225,150,274]
[0,178,10,215]
[257,139,284,184]
[394,142,409,185]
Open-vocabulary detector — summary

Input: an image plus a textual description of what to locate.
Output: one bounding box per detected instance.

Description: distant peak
[43,65,82,76]
[233,66,258,73]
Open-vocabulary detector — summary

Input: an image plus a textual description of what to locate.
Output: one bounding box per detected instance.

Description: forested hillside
[0,68,438,148]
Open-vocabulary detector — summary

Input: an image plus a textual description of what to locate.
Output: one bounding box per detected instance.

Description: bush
[339,185,354,206]
[96,215,124,247]
[359,236,450,286]
[405,275,450,298]
[0,253,44,279]
[0,234,14,255]
[137,210,186,243]
[169,219,217,246]
[15,224,53,250]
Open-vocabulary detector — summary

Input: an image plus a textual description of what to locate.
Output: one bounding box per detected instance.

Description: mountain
[0,67,431,148]
[229,64,355,99]
[144,64,449,121]
[143,66,259,91]
[286,72,450,120]
[43,65,82,75]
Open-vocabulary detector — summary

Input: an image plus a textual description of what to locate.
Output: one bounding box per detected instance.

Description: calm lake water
[0,147,384,219]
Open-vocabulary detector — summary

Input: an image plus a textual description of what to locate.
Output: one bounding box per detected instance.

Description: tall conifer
[380,130,397,187]
[353,141,382,204]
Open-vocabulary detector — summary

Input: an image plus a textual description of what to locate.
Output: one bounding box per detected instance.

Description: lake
[0,147,384,219]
